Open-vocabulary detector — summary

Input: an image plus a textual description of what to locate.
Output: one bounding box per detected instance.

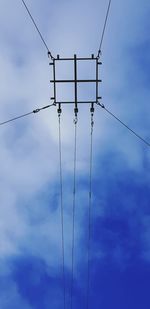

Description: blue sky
[0,0,150,308]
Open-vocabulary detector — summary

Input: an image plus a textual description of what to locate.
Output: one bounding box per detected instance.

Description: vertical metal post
[53,58,56,103]
[97,60,102,101]
[96,58,98,102]
[74,54,78,116]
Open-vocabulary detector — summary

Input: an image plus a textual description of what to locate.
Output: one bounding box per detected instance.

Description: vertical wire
[58,113,66,309]
[87,112,94,309]
[71,115,78,309]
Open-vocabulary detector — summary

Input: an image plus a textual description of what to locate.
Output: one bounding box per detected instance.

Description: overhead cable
[20,0,54,59]
[0,103,56,126]
[58,111,66,309]
[71,114,78,309]
[97,101,150,147]
[87,108,94,309]
[97,0,112,58]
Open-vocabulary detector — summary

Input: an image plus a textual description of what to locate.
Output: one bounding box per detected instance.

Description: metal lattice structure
[50,54,102,114]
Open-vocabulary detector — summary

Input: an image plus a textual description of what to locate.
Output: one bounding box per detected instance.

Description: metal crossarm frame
[49,55,102,110]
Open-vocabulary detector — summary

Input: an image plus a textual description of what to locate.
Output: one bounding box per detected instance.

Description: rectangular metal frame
[50,54,102,105]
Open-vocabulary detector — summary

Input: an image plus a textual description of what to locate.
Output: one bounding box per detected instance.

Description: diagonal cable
[20,0,54,59]
[97,0,112,58]
[71,115,78,309]
[0,103,56,127]
[97,101,150,147]
[86,112,94,309]
[58,113,66,309]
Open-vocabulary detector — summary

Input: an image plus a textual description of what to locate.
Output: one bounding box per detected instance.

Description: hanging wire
[70,114,78,309]
[0,103,56,127]
[58,111,66,309]
[96,101,150,147]
[86,109,94,309]
[97,0,112,58]
[20,0,54,59]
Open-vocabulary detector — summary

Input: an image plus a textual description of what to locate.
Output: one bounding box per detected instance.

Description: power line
[20,0,54,59]
[96,101,150,147]
[58,112,66,309]
[97,0,112,58]
[71,114,78,309]
[87,110,94,309]
[0,103,56,127]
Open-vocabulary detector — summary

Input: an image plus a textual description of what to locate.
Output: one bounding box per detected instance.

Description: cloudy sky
[0,0,150,308]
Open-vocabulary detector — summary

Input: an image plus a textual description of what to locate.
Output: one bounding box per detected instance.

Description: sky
[0,0,150,308]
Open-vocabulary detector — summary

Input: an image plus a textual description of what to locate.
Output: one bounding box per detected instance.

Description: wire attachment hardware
[57,103,62,115]
[47,51,54,60]
[74,107,78,118]
[96,101,105,109]
[33,103,56,114]
[97,49,102,59]
[90,103,94,134]
[74,114,78,125]
[33,109,40,113]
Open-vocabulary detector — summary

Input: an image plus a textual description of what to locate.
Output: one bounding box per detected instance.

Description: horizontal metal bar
[50,79,102,83]
[54,101,97,104]
[53,57,97,61]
